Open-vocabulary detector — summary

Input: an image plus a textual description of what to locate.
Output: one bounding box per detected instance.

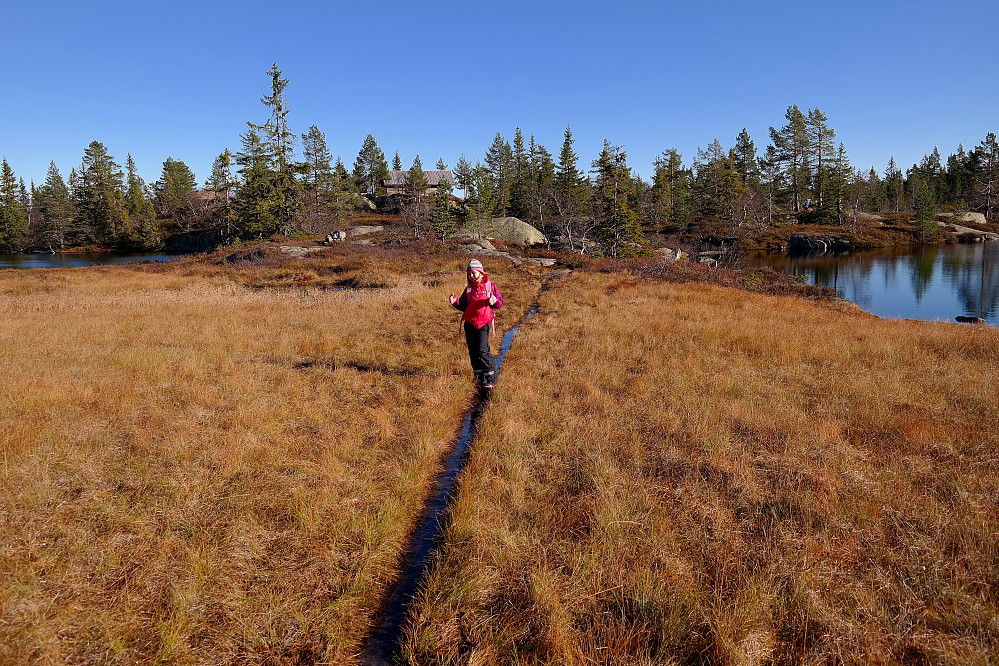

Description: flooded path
[361,271,569,665]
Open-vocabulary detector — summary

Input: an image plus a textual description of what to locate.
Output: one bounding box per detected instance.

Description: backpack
[458,280,496,338]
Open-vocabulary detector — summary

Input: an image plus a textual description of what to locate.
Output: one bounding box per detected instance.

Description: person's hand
[449,293,458,305]
[488,294,497,306]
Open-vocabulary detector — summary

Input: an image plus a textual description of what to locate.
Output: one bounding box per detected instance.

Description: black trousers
[463,321,495,378]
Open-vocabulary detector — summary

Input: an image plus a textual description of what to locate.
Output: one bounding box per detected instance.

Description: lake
[0,252,182,270]
[744,242,999,326]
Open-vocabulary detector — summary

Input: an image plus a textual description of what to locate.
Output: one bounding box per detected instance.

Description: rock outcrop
[788,234,854,253]
[458,217,547,246]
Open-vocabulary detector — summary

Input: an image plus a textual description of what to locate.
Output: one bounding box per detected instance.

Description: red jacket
[453,276,503,328]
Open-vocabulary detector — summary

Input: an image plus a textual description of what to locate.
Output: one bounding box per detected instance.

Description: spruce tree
[591,141,644,257]
[554,125,590,250]
[693,139,740,221]
[509,127,529,219]
[392,151,402,171]
[861,167,888,213]
[911,175,937,240]
[125,154,161,249]
[77,141,130,246]
[465,162,497,239]
[153,157,197,224]
[0,158,29,251]
[885,157,904,213]
[484,132,513,216]
[235,64,302,238]
[327,157,355,231]
[651,149,687,231]
[732,129,761,189]
[826,143,853,225]
[204,149,238,241]
[945,144,970,205]
[527,136,556,230]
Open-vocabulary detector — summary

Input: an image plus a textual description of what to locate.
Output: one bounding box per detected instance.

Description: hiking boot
[482,372,495,389]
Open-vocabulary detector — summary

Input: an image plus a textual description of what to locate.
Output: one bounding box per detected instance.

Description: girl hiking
[449,259,503,389]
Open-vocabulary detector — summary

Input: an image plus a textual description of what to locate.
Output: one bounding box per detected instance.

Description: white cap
[467,259,484,271]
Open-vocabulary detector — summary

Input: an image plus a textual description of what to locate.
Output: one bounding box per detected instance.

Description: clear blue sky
[2,0,996,188]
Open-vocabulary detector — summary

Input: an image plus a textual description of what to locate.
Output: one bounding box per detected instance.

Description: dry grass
[401,270,999,664]
[0,247,541,664]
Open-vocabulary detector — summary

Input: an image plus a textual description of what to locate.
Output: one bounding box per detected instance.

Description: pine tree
[301,124,335,231]
[757,145,782,225]
[769,105,811,211]
[806,108,835,209]
[453,155,474,199]
[973,132,998,220]
[392,151,402,171]
[428,174,455,243]
[404,155,428,237]
[352,134,389,196]
[0,158,29,251]
[77,141,130,246]
[591,141,644,257]
[435,157,447,170]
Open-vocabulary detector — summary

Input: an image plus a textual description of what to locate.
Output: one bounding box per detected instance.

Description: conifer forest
[1,64,996,255]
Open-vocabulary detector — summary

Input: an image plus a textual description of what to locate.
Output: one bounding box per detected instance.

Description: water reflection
[746,243,999,325]
[0,252,181,269]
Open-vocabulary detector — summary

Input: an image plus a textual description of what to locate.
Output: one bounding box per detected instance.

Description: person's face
[467,269,483,282]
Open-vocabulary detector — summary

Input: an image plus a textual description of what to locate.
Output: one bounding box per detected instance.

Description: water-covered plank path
[361,271,570,665]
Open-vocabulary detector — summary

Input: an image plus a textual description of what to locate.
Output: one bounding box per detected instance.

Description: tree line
[1,65,997,255]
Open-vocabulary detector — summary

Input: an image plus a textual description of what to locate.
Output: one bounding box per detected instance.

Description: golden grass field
[2,246,997,665]
[0,247,540,664]
[401,270,999,665]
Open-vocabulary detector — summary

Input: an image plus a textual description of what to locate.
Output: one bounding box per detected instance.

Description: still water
[0,252,181,269]
[745,242,999,326]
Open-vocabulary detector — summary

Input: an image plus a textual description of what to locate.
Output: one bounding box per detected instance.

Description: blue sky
[2,0,997,188]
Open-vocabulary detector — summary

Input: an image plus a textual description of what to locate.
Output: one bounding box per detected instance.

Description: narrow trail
[360,270,570,665]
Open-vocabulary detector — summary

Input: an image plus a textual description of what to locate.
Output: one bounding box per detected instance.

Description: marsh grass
[0,249,541,664]
[402,270,999,664]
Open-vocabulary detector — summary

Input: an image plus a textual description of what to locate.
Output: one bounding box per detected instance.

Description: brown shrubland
[402,269,999,665]
[0,247,540,664]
